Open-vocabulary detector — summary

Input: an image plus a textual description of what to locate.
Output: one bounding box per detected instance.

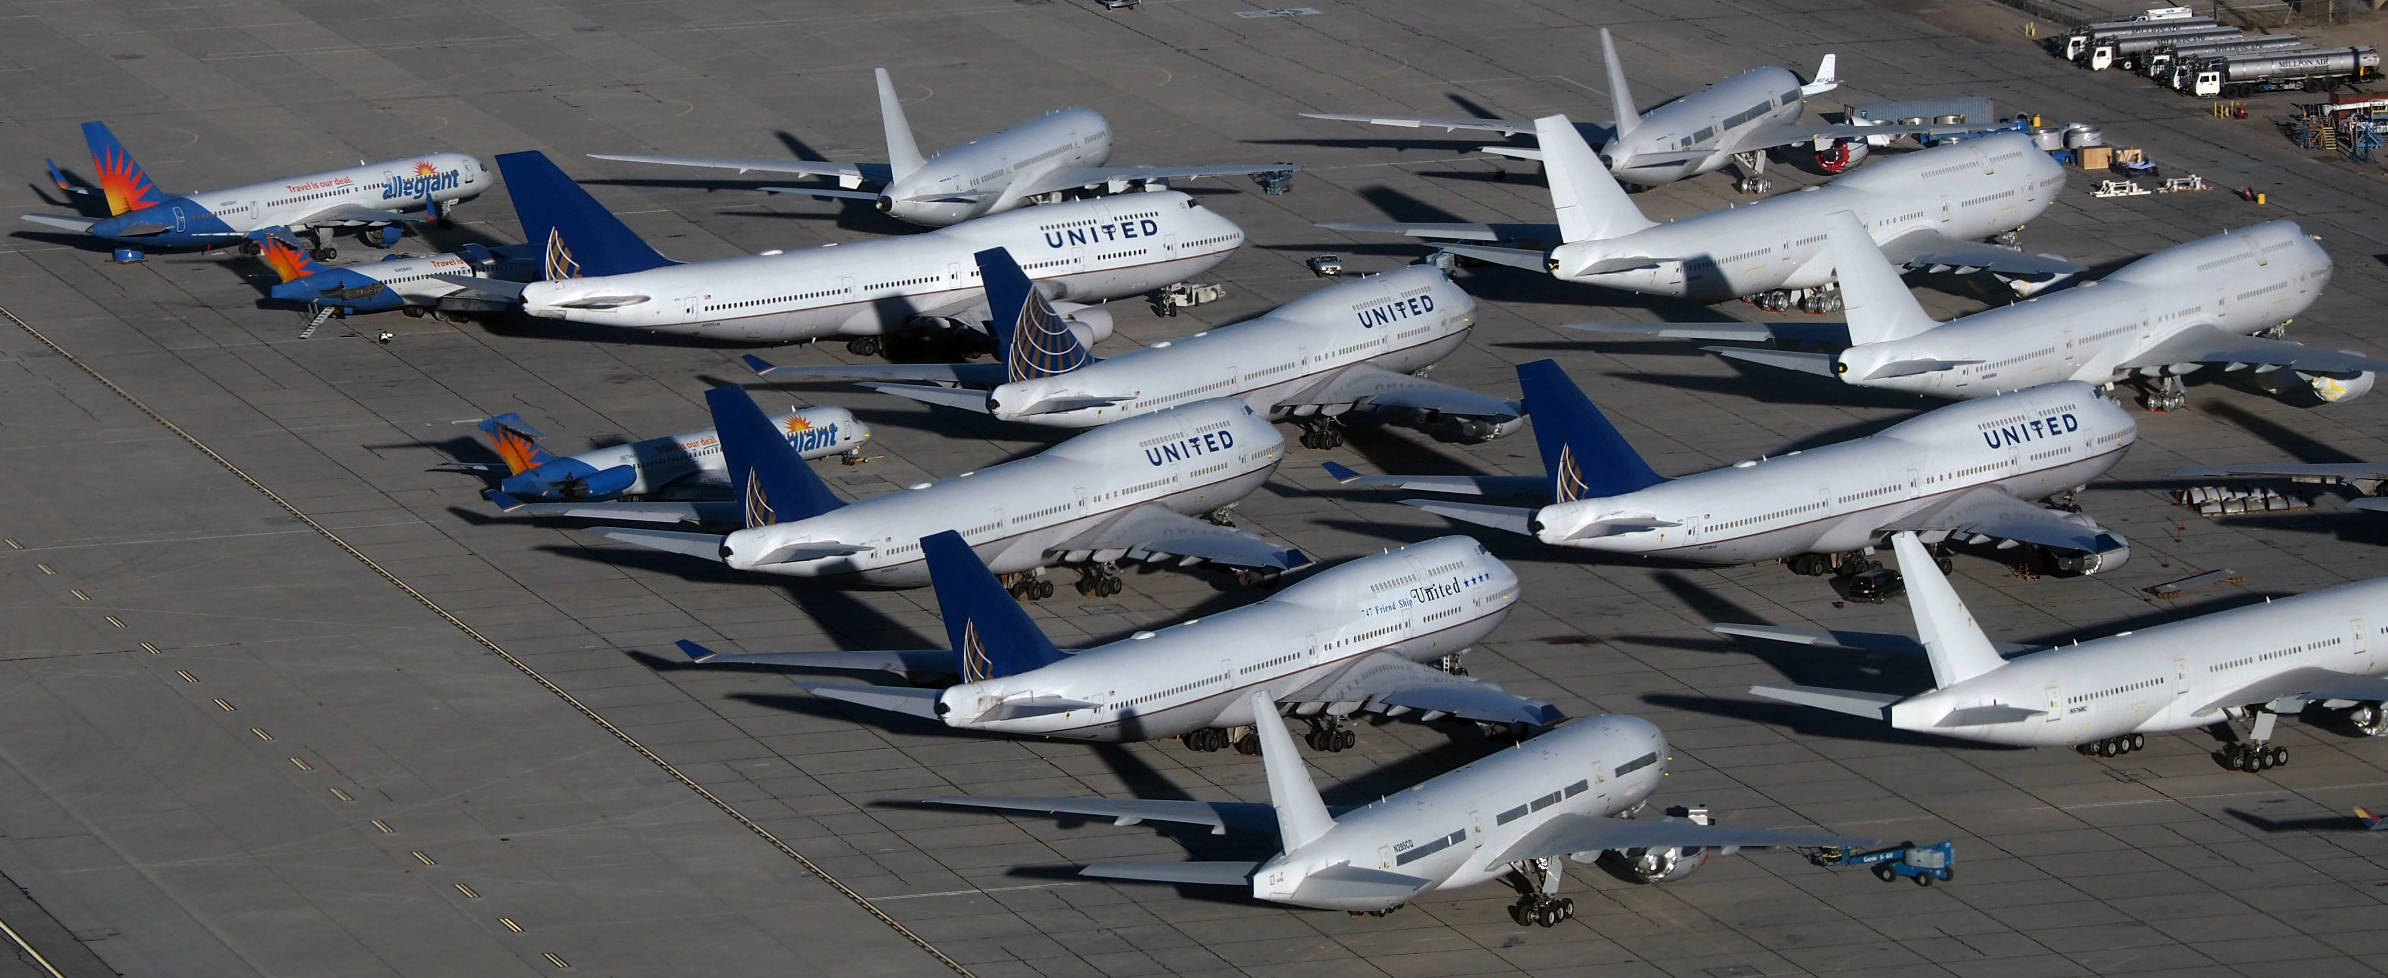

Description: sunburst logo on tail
[1554,444,1590,503]
[93,146,159,217]
[260,237,315,283]
[743,468,776,528]
[960,620,993,683]
[544,227,582,281]
[492,427,545,475]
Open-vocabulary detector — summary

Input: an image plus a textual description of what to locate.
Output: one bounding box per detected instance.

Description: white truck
[2189,46,2379,97]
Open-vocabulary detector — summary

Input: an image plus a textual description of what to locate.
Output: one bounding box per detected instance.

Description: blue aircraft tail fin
[705,385,843,528]
[1516,359,1665,503]
[920,531,1066,681]
[978,247,1095,383]
[477,413,562,476]
[494,150,676,279]
[81,121,166,216]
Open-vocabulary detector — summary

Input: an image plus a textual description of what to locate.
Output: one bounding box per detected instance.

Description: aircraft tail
[1598,28,1639,140]
[81,121,166,216]
[1890,532,2005,688]
[1803,54,1841,97]
[1534,115,1653,243]
[476,413,562,476]
[2358,806,2384,830]
[920,530,1068,682]
[979,247,1096,383]
[705,385,845,529]
[1516,359,1665,504]
[875,68,926,184]
[257,233,329,284]
[1245,690,1336,851]
[1822,210,1938,345]
[493,151,677,279]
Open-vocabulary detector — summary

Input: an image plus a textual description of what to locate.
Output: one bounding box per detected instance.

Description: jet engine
[1049,301,1115,346]
[2346,700,2386,737]
[2304,370,2376,403]
[2053,543,2129,576]
[1587,806,1717,883]
[1813,138,1871,173]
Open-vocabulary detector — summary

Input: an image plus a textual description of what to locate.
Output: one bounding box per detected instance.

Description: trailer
[2065,16,2221,61]
[2147,35,2304,78]
[2091,27,2245,71]
[2191,46,2379,97]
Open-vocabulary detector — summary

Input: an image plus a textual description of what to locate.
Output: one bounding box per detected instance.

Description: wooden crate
[2080,145,2114,170]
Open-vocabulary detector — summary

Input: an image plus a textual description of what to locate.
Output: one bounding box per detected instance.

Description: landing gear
[1303,715,1356,752]
[1438,652,1470,677]
[1204,506,1237,527]
[1003,571,1054,601]
[2138,374,2187,412]
[2213,709,2288,772]
[1180,727,1234,752]
[1785,551,1877,578]
[401,305,427,318]
[1296,417,1344,450]
[846,335,883,357]
[2076,733,2146,757]
[1730,150,1771,195]
[1993,228,2022,247]
[299,229,336,262]
[1232,567,1282,588]
[1233,730,1262,755]
[1075,562,1124,598]
[2257,321,2289,340]
[1506,858,1574,928]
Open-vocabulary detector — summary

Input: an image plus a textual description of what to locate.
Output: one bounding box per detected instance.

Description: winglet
[2359,806,2383,830]
[1246,690,1335,852]
[1890,532,2005,688]
[740,353,782,377]
[1516,359,1664,504]
[477,413,561,476]
[1533,115,1653,242]
[81,121,165,216]
[1321,461,1363,484]
[876,68,926,184]
[1803,54,1841,97]
[494,151,676,278]
[705,385,844,528]
[921,530,1067,682]
[1598,28,1639,141]
[1821,210,1938,346]
[980,247,1095,383]
[676,639,720,663]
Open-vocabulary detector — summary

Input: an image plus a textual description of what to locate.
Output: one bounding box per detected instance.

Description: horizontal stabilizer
[1746,683,1902,720]
[1435,243,1551,271]
[920,795,1280,835]
[1714,622,2034,658]
[1297,111,1535,135]
[762,186,885,201]
[1560,515,1680,540]
[1288,865,1437,908]
[1563,320,1778,342]
[1937,704,2044,726]
[800,682,944,719]
[1706,346,1841,378]
[21,214,95,233]
[859,382,995,413]
[501,498,735,526]
[749,540,871,565]
[2352,497,2388,513]
[1476,145,1543,162]
[433,273,528,299]
[1320,461,1542,498]
[979,696,1104,723]
[585,153,878,184]
[1863,357,1979,380]
[675,639,956,677]
[743,353,1009,387]
[1015,392,1135,415]
[1316,220,1504,242]
[591,527,728,560]
[1081,860,1261,887]
[1406,500,1537,536]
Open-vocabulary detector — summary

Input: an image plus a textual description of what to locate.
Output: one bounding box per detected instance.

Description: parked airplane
[1721,532,2388,771]
[443,405,868,503]
[2174,462,2388,512]
[594,68,1296,228]
[531,386,1304,597]
[1333,361,2134,577]
[743,249,1524,446]
[1321,122,2078,307]
[925,690,1865,924]
[688,532,1558,751]
[1605,214,2374,411]
[24,121,486,260]
[1304,28,2000,192]
[254,233,533,326]
[445,152,1240,354]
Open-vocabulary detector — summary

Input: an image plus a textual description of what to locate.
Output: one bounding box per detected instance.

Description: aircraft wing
[675,639,957,679]
[1565,320,1783,342]
[2351,497,2388,513]
[741,353,1008,387]
[1727,119,2002,155]
[2193,667,2388,716]
[1299,112,1619,145]
[587,153,887,186]
[1884,487,2123,556]
[1713,622,2038,658]
[2114,326,2388,377]
[921,795,1282,836]
[489,494,741,528]
[1489,812,1871,866]
[2174,462,2388,486]
[1320,461,1543,498]
[1284,363,1523,425]
[291,202,418,227]
[1018,163,1298,198]
[1876,230,2084,277]
[1314,221,1560,244]
[1055,505,1309,571]
[1284,651,1564,727]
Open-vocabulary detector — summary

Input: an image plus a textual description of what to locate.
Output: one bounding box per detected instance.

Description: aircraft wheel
[1234,732,1261,755]
[2128,733,2144,752]
[1556,898,1574,920]
[2271,746,2288,768]
[312,247,337,261]
[2098,739,2118,758]
[1034,579,1054,599]
[1934,554,1953,574]
[1334,729,1356,751]
[1535,905,1560,928]
[401,306,426,318]
[847,336,882,357]
[239,240,261,256]
[1509,902,1534,926]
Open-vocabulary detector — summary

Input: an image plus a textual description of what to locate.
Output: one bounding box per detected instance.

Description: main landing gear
[846,335,883,357]
[2076,733,2144,758]
[1075,562,1124,598]
[1507,857,1575,928]
[2214,708,2289,772]
[1296,417,1344,450]
[1002,571,1054,601]
[1303,715,1356,753]
[2138,374,2187,412]
[1730,150,1772,195]
[1181,726,1261,754]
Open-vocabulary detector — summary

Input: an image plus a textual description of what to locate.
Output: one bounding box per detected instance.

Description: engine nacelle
[2305,370,2376,403]
[2054,542,2129,576]
[1589,805,1716,883]
[1813,138,1871,173]
[1049,301,1115,346]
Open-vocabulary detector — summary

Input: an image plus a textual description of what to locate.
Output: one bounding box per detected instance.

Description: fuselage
[938,536,1519,741]
[719,398,1281,585]
[1605,67,1808,187]
[880,107,1114,226]
[1533,382,2135,562]
[1837,221,2334,396]
[1253,715,1669,910]
[1553,133,2064,301]
[990,266,1477,427]
[519,191,1241,341]
[1900,577,2388,746]
[92,153,487,247]
[500,406,868,501]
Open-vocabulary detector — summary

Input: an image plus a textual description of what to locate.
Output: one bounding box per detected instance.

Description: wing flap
[1315,220,1504,242]
[1286,652,1563,727]
[1057,506,1308,570]
[1564,320,1779,342]
[2117,327,2388,376]
[1877,231,2084,277]
[1888,488,2122,556]
[1286,363,1521,423]
[2193,667,2388,716]
[741,354,1010,387]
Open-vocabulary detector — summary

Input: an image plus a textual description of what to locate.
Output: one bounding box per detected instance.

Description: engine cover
[2306,370,2376,403]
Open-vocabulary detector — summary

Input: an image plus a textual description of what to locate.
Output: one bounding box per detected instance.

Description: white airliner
[594,67,1295,228]
[745,251,1524,446]
[1305,28,2006,192]
[684,534,1559,751]
[444,405,868,503]
[1337,361,2136,576]
[528,388,1305,596]
[926,691,1867,925]
[1321,123,2079,305]
[1648,215,2377,412]
[24,121,485,259]
[459,151,1244,354]
[1724,533,2388,771]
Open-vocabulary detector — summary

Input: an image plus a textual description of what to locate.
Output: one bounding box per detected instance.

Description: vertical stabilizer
[1803,54,1841,97]
[477,413,561,475]
[1890,532,2006,688]
[1822,210,1939,345]
[705,385,845,528]
[1517,359,1665,503]
[920,531,1067,681]
[257,233,328,283]
[1246,691,1335,851]
[979,247,1096,382]
[81,121,166,216]
[1598,29,1640,141]
[876,68,926,184]
[1534,115,1654,243]
[494,151,677,278]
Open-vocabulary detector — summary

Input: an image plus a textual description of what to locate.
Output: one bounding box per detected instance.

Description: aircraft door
[2173,655,2189,693]
[947,260,962,286]
[1938,193,1954,225]
[1074,484,1089,515]
[2045,684,2063,723]
[1906,465,1920,495]
[839,274,856,300]
[169,206,186,232]
[2355,618,2370,666]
